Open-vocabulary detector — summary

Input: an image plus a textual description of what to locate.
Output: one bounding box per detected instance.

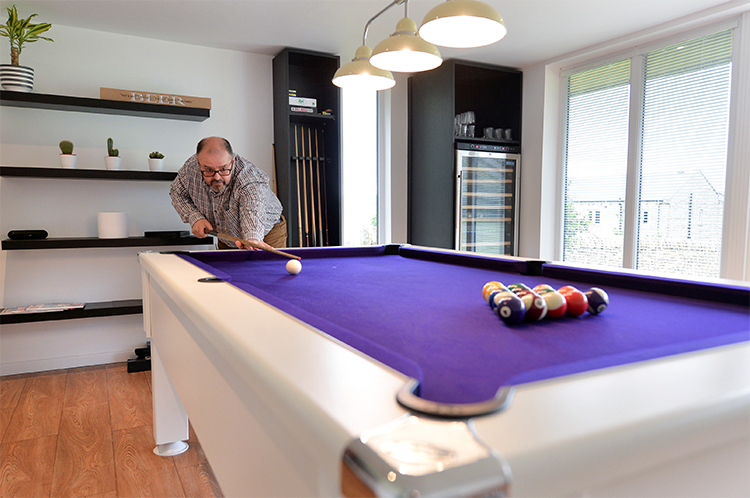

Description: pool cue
[307,126,317,247]
[314,129,324,246]
[318,128,329,246]
[293,125,303,247]
[206,231,301,260]
[300,126,310,247]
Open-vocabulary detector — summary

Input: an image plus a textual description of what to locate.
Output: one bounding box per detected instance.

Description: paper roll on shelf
[97,212,128,238]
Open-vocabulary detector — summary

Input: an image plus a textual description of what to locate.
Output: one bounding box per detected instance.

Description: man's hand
[235,238,273,251]
[192,219,213,238]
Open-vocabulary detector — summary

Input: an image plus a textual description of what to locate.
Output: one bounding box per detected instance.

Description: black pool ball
[585,287,609,315]
[496,295,526,324]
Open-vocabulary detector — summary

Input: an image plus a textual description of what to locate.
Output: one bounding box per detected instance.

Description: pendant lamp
[419,0,506,48]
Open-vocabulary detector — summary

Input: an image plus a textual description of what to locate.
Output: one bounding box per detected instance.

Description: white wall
[0,25,274,374]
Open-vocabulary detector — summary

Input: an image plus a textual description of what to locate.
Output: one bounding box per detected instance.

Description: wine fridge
[455,143,521,255]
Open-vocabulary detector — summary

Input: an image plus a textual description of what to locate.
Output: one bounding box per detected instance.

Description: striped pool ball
[533,284,554,294]
[585,287,609,315]
[482,281,504,303]
[514,289,548,321]
[508,282,531,294]
[541,290,567,319]
[563,289,588,317]
[496,295,526,324]
[490,289,515,312]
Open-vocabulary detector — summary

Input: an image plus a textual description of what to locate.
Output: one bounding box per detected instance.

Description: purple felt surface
[179,246,750,405]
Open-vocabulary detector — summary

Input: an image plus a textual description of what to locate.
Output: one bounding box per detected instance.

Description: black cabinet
[408,59,522,249]
[273,48,341,247]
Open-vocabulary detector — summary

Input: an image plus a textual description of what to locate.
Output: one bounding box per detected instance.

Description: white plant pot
[59,154,77,169]
[148,158,165,171]
[105,156,122,170]
[0,64,34,92]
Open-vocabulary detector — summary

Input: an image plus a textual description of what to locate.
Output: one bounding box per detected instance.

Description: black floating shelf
[0,166,177,181]
[289,112,336,124]
[2,236,212,250]
[0,90,209,122]
[0,299,143,324]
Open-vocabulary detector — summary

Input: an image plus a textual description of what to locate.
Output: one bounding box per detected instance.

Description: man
[170,137,286,249]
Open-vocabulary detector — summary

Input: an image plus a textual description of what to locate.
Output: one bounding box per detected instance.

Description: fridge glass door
[456,150,520,255]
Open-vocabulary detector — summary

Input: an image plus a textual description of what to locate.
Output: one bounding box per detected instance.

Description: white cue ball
[286,259,302,275]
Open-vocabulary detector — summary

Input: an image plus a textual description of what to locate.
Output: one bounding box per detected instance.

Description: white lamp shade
[333,45,396,90]
[370,17,442,73]
[419,0,506,48]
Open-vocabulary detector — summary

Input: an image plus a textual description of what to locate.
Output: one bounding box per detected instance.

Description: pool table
[139,245,750,497]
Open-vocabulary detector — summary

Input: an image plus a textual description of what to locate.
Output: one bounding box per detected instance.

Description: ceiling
[3,0,747,68]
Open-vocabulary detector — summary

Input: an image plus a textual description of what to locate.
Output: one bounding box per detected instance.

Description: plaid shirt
[170,154,282,244]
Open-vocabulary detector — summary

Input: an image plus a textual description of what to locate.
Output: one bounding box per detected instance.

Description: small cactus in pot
[58,139,76,168]
[105,137,122,170]
[148,151,165,171]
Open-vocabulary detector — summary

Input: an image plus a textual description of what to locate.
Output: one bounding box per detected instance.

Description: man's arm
[169,163,212,238]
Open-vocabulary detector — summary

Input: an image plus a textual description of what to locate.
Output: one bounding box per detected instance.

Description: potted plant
[148,151,165,171]
[105,137,121,170]
[0,5,53,92]
[59,140,76,168]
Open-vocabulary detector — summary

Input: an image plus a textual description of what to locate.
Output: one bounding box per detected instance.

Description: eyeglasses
[199,156,234,177]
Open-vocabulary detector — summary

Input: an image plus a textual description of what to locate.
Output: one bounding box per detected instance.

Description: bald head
[197,136,233,156]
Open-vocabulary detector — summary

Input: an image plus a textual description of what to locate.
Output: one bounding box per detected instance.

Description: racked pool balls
[585,287,609,314]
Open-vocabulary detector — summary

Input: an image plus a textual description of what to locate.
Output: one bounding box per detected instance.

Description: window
[562,28,733,278]
[341,88,378,245]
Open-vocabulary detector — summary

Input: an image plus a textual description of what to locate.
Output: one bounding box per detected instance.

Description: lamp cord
[362,0,407,46]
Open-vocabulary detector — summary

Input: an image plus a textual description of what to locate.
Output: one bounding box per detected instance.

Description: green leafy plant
[149,151,164,159]
[59,140,74,155]
[107,137,119,157]
[0,5,53,66]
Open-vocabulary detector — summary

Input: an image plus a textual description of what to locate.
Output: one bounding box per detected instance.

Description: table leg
[151,341,189,456]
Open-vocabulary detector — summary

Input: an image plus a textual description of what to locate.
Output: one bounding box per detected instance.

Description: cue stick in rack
[206,231,301,260]
[318,128,329,246]
[300,127,310,247]
[293,125,303,247]
[314,129,324,246]
[307,126,317,247]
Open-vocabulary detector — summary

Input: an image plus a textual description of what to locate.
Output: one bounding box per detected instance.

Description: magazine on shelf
[0,303,85,315]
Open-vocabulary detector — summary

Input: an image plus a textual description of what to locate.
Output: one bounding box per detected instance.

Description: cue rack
[291,124,330,247]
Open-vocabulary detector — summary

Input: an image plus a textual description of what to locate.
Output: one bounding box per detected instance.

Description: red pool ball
[564,290,588,316]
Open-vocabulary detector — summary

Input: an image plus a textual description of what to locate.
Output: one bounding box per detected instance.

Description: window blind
[563,59,631,266]
[637,29,733,276]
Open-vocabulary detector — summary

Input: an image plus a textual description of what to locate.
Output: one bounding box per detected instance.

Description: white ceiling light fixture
[419,0,506,48]
[370,15,442,73]
[332,0,506,89]
[333,45,395,91]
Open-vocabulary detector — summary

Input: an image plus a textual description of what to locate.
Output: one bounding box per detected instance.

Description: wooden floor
[0,363,224,498]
